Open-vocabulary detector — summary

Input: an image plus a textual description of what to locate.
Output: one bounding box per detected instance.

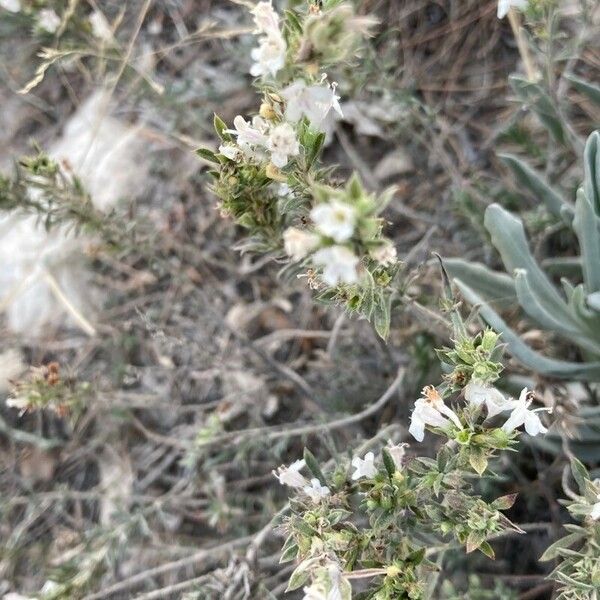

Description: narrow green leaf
[455,279,600,381]
[583,130,600,216]
[303,448,327,485]
[573,189,600,293]
[566,74,600,107]
[539,532,584,562]
[381,447,396,479]
[498,153,573,220]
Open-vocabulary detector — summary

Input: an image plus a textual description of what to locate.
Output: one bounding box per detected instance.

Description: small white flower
[6,396,30,413]
[497,0,528,19]
[312,246,359,286]
[278,183,292,197]
[591,497,600,520]
[302,584,326,600]
[267,122,300,168]
[465,380,514,419]
[273,459,308,488]
[283,227,319,261]
[303,478,330,503]
[250,1,280,36]
[226,115,269,148]
[250,31,286,78]
[370,242,397,266]
[218,143,242,162]
[409,386,462,442]
[89,11,113,41]
[386,440,408,470]
[281,80,343,131]
[37,8,61,33]
[351,451,377,480]
[310,201,356,243]
[0,0,20,13]
[501,388,551,436]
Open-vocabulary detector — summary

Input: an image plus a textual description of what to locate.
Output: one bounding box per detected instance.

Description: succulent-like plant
[444,131,600,458]
[446,131,600,380]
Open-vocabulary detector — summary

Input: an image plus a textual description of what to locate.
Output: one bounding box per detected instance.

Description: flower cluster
[199,2,398,336]
[6,362,90,419]
[275,331,552,598]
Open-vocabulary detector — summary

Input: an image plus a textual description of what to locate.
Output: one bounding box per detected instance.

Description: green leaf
[466,530,485,553]
[444,258,516,311]
[303,448,327,485]
[372,292,391,340]
[491,493,518,510]
[306,131,325,169]
[539,532,583,561]
[566,74,600,107]
[484,204,574,323]
[573,188,600,293]
[468,448,488,476]
[509,75,566,145]
[570,457,589,494]
[455,279,600,380]
[213,114,228,140]
[498,153,573,220]
[478,541,495,559]
[196,147,220,163]
[583,130,600,216]
[381,447,396,479]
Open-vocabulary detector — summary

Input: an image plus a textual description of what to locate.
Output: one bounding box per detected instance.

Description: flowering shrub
[540,459,600,599]
[275,326,554,598]
[199,1,399,337]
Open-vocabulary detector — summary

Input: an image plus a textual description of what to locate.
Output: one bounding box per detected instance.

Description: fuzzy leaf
[567,74,600,106]
[499,153,573,220]
[381,447,396,479]
[491,493,518,510]
[468,448,488,476]
[573,189,600,293]
[570,457,590,494]
[455,279,600,380]
[303,448,327,485]
[583,130,600,216]
[539,532,584,562]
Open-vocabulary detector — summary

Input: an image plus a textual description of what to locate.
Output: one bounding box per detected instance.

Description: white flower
[226,115,268,148]
[310,201,356,242]
[501,388,551,436]
[218,143,242,162]
[351,451,377,480]
[312,246,359,286]
[370,242,397,266]
[386,440,408,470]
[465,381,514,419]
[281,80,343,131]
[497,0,528,18]
[6,396,30,413]
[303,478,330,503]
[303,584,327,600]
[251,1,280,36]
[283,227,319,261]
[90,11,112,41]
[267,122,300,167]
[591,497,600,520]
[37,8,61,33]
[273,459,308,488]
[409,386,462,442]
[0,0,20,13]
[250,31,286,78]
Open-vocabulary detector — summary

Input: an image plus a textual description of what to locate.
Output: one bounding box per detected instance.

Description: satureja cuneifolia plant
[272,318,554,599]
[199,0,400,338]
